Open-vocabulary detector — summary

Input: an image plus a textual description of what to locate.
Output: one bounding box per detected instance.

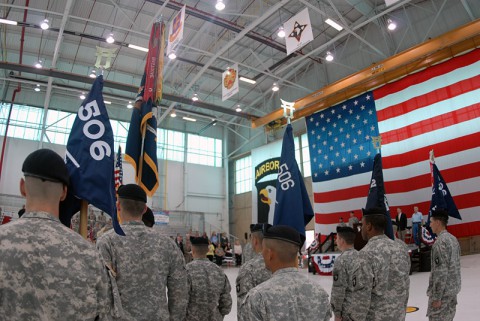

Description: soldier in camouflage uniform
[236,224,272,319]
[96,184,188,321]
[240,225,331,321]
[185,236,232,320]
[0,149,112,321]
[331,226,372,321]
[360,207,410,321]
[242,240,254,263]
[427,209,461,321]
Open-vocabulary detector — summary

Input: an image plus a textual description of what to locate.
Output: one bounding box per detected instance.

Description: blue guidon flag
[273,123,314,242]
[64,75,124,235]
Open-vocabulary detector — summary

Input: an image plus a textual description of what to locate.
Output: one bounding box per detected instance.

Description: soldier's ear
[19,178,26,197]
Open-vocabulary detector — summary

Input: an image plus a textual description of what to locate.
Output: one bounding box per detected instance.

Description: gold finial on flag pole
[281,99,295,124]
[429,149,435,164]
[371,135,382,153]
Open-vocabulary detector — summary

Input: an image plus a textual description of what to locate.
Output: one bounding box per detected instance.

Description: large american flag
[114,145,123,191]
[307,48,480,239]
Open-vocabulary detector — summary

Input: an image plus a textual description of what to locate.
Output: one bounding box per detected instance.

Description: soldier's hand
[432,300,442,308]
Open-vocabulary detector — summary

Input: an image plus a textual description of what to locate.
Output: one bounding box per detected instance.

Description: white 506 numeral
[278,163,295,191]
[78,100,111,160]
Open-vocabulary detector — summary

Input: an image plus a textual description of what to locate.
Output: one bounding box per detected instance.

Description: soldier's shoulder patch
[236,284,240,293]
[435,256,440,265]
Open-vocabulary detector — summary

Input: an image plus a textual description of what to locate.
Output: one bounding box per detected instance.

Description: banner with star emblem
[284,7,314,56]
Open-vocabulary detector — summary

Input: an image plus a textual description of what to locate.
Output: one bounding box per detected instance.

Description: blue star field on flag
[307,91,380,183]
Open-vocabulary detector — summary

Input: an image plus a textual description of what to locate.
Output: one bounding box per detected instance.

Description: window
[187,134,222,167]
[158,128,185,162]
[111,120,129,152]
[235,155,252,194]
[0,104,43,140]
[300,133,311,177]
[43,109,76,145]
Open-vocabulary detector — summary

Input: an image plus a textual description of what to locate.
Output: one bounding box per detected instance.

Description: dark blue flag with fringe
[273,124,314,240]
[64,75,124,235]
[365,153,394,239]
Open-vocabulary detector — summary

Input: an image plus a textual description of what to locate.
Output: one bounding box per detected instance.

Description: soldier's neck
[26,200,59,218]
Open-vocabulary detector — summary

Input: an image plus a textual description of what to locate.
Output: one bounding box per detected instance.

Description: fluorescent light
[325,51,334,62]
[168,51,177,60]
[40,19,49,30]
[239,76,256,84]
[106,33,115,44]
[128,43,149,52]
[104,100,112,105]
[277,26,285,38]
[183,116,196,122]
[272,83,279,92]
[192,93,199,102]
[0,18,17,26]
[325,18,343,31]
[215,0,225,11]
[34,84,41,92]
[387,19,397,31]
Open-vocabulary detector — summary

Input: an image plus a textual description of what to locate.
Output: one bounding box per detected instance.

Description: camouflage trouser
[427,296,457,321]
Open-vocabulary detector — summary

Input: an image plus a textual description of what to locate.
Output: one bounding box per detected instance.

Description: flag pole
[79,199,88,239]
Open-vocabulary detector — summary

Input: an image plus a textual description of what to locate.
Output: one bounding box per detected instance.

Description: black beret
[117,184,147,203]
[431,209,448,220]
[250,223,271,233]
[362,207,386,216]
[142,207,155,227]
[22,149,69,185]
[190,236,209,246]
[263,225,302,246]
[337,226,356,234]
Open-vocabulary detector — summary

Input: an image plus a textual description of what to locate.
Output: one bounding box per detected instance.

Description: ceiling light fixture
[215,0,225,11]
[104,100,112,105]
[168,51,177,60]
[34,84,41,92]
[325,18,343,31]
[89,68,97,78]
[272,83,279,92]
[34,60,43,68]
[235,105,242,112]
[183,116,197,122]
[239,76,256,84]
[127,101,133,109]
[171,110,177,117]
[106,33,115,44]
[0,18,17,26]
[387,19,397,31]
[79,93,86,100]
[277,26,285,38]
[40,19,49,30]
[192,93,199,102]
[325,51,334,62]
[128,44,149,52]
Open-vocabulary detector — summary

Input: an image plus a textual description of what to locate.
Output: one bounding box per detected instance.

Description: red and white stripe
[314,48,480,239]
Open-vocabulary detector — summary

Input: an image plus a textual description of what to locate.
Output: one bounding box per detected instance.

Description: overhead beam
[0,62,259,120]
[252,19,480,128]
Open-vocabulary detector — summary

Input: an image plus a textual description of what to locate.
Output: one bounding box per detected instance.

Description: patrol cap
[142,207,154,227]
[117,184,147,203]
[250,223,271,233]
[22,149,69,185]
[336,226,356,234]
[262,225,302,247]
[431,209,448,220]
[362,207,386,216]
[190,236,209,246]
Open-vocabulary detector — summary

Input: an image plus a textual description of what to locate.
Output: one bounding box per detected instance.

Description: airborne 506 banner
[251,140,282,225]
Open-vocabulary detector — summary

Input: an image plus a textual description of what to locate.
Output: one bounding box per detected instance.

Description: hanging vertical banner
[222,63,239,101]
[166,5,186,57]
[284,7,314,56]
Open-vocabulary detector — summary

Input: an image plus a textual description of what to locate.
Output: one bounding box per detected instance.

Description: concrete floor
[223,253,480,320]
